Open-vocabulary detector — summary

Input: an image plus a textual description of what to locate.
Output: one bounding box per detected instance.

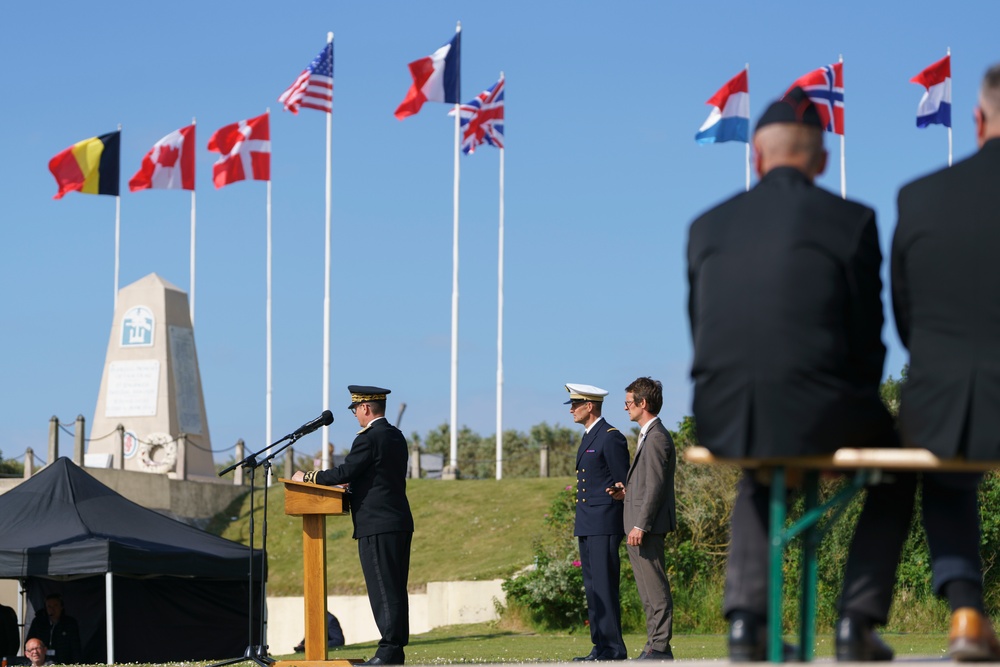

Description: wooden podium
[275,479,359,667]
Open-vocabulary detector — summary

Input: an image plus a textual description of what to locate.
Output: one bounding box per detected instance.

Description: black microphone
[291,410,334,437]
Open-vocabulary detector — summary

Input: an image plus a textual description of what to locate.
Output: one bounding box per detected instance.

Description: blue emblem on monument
[121,306,155,347]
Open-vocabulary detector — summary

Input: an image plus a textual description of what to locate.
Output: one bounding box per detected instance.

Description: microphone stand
[212,429,310,667]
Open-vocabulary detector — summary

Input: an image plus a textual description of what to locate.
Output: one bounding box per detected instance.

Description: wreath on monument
[138,432,178,473]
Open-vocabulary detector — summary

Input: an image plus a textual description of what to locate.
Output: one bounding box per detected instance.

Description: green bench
[683,446,996,663]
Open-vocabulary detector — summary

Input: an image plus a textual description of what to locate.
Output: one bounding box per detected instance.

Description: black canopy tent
[0,458,263,663]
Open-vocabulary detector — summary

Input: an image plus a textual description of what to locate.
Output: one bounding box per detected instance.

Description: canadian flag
[129,125,196,192]
[207,113,270,188]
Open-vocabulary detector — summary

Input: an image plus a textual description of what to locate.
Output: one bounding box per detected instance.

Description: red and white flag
[129,125,196,192]
[207,113,271,188]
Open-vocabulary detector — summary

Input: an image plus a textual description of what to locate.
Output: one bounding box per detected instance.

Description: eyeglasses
[25,647,44,654]
[624,400,635,409]
[569,401,588,410]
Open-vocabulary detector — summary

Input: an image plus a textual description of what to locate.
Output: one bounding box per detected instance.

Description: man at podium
[294,385,415,666]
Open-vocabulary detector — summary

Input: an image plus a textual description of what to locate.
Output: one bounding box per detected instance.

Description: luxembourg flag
[695,69,749,144]
[394,29,461,120]
[911,55,951,128]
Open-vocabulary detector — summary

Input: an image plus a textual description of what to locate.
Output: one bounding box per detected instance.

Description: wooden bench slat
[683,446,999,472]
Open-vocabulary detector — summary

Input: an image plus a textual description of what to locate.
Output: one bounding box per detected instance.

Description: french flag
[695,70,749,144]
[911,55,951,128]
[394,30,461,120]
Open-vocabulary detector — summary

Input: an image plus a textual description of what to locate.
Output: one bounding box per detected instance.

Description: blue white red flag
[278,41,334,114]
[695,70,749,144]
[450,75,504,154]
[395,31,461,120]
[911,55,951,128]
[788,63,844,135]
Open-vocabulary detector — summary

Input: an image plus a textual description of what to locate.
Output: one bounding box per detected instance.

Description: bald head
[753,123,827,181]
[977,64,1000,147]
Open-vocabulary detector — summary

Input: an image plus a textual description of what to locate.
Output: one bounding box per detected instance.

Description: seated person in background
[0,603,18,661]
[25,595,81,665]
[293,611,345,653]
[25,638,52,667]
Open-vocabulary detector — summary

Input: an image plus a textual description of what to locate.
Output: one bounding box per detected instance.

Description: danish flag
[207,113,271,188]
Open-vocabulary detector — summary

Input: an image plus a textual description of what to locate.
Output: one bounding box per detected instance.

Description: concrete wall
[266,580,506,655]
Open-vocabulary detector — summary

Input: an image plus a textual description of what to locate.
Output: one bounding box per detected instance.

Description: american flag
[453,75,505,154]
[278,41,334,114]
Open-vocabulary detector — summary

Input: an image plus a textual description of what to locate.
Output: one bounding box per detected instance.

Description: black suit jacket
[892,138,1000,459]
[687,166,895,458]
[316,417,414,538]
[574,417,630,537]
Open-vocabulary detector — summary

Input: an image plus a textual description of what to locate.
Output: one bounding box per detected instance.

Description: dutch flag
[912,55,951,129]
[695,69,750,144]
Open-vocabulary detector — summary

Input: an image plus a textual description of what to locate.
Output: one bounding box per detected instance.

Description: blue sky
[2,1,996,462]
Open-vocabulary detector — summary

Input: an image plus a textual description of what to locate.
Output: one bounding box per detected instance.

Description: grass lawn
[220,477,570,595]
[277,623,950,663]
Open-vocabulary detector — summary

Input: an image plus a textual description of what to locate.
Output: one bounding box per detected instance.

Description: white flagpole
[839,55,846,199]
[948,47,953,167]
[496,73,506,481]
[190,117,197,326]
[449,21,462,475]
[321,32,334,471]
[266,110,273,477]
[745,63,751,192]
[114,195,120,310]
[115,123,122,310]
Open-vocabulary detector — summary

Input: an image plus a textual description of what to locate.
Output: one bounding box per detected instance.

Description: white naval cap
[564,383,609,404]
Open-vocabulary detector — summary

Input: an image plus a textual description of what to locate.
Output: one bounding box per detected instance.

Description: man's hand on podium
[291,470,306,482]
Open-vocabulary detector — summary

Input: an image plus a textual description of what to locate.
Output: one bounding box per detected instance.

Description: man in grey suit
[608,377,677,660]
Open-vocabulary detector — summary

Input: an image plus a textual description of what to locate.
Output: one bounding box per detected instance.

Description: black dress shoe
[574,649,600,662]
[836,616,893,662]
[636,648,673,660]
[728,612,798,662]
[360,658,402,666]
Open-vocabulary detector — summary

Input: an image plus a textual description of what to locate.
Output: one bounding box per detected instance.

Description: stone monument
[89,273,216,479]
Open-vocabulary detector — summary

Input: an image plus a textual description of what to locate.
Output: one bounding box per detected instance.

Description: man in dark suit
[294,385,414,666]
[25,594,81,665]
[608,377,676,660]
[890,63,1000,661]
[687,88,914,661]
[565,383,630,661]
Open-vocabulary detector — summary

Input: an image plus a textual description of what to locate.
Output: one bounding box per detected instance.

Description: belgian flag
[48,131,120,200]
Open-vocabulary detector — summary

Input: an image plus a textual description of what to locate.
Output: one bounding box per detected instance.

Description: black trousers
[723,471,915,624]
[841,472,983,618]
[358,531,412,663]
[578,534,627,659]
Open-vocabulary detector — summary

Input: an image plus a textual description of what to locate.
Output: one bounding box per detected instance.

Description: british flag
[788,62,844,135]
[452,75,505,155]
[278,41,334,114]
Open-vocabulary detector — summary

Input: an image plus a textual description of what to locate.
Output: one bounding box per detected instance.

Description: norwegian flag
[788,62,844,135]
[129,124,196,191]
[207,113,271,188]
[278,41,334,114]
[451,75,504,154]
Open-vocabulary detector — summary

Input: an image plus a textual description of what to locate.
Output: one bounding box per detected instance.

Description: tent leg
[105,572,114,665]
[17,579,25,655]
